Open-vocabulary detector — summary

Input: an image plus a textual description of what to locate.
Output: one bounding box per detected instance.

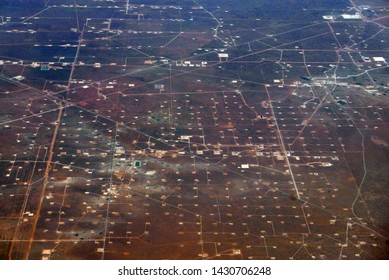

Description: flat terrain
[0,0,389,259]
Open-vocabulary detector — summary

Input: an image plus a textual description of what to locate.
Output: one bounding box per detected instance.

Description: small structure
[218,53,229,62]
[341,14,361,20]
[144,59,157,65]
[41,249,51,260]
[322,15,334,20]
[13,75,25,81]
[154,84,165,91]
[373,57,386,63]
